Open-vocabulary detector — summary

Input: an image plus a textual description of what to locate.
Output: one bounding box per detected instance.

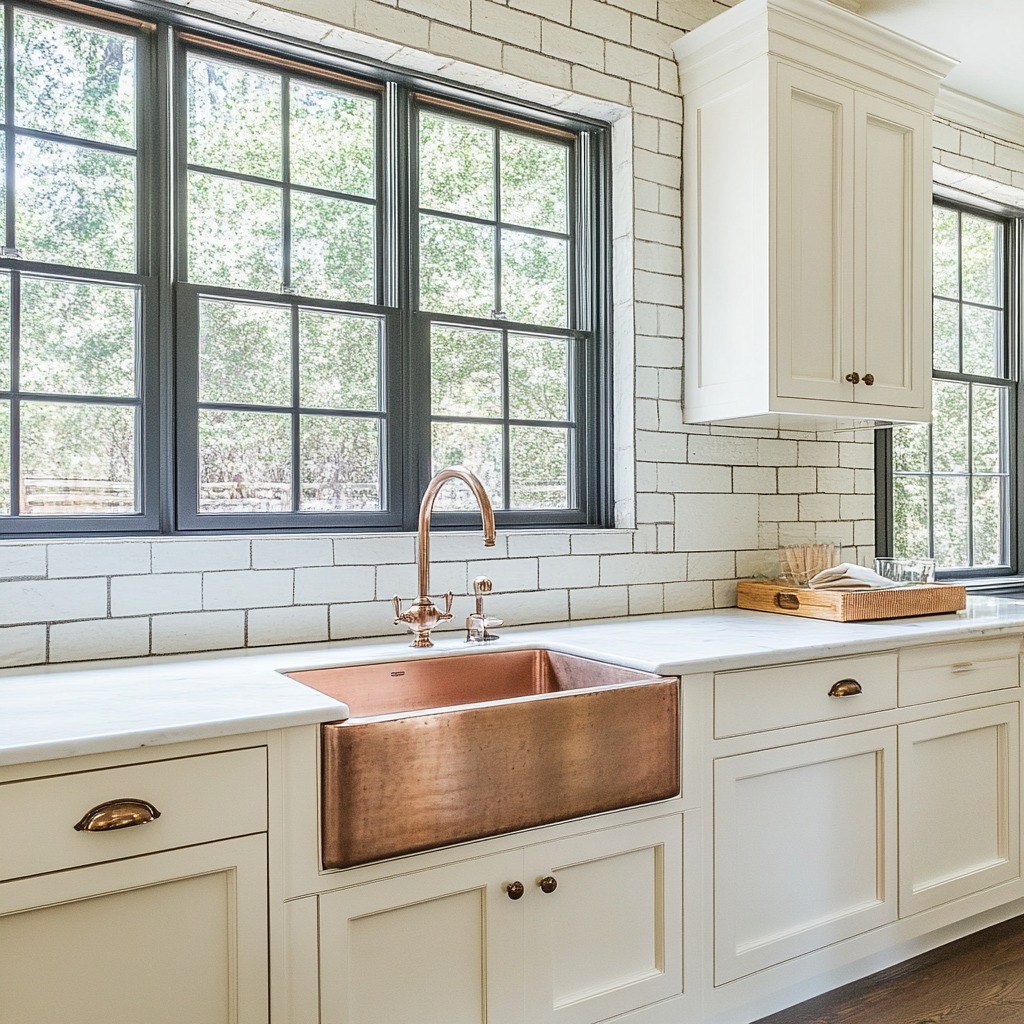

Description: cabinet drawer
[715,652,898,737]
[899,636,1021,706]
[0,746,267,881]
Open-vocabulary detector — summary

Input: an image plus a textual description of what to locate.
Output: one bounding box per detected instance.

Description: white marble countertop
[4,595,1024,767]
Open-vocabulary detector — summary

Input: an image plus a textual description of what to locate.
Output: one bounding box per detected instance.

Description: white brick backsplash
[295,566,375,605]
[376,562,419,600]
[112,573,203,616]
[658,463,731,493]
[714,579,738,607]
[759,494,799,522]
[48,541,151,578]
[248,605,329,647]
[506,533,571,557]
[152,610,245,654]
[204,570,294,610]
[571,585,629,619]
[798,441,840,466]
[570,531,634,555]
[427,531,508,562]
[628,583,664,614]
[841,494,876,520]
[600,552,685,585]
[664,580,713,612]
[0,578,106,625]
[0,625,46,667]
[687,551,735,580]
[0,545,46,578]
[152,538,250,573]
[816,468,856,493]
[799,493,841,521]
[514,587,569,625]
[688,434,758,465]
[330,600,394,640]
[637,491,674,523]
[540,21,603,66]
[757,439,798,465]
[467,557,537,592]
[734,467,776,493]
[778,467,817,494]
[252,537,333,568]
[335,534,414,565]
[50,618,150,663]
[839,443,875,469]
[539,555,599,589]
[675,494,759,551]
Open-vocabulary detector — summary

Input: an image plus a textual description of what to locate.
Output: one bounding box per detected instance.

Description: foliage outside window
[0,2,609,536]
[887,200,1015,574]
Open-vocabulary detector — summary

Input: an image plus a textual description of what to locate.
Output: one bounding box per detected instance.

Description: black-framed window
[0,0,611,536]
[878,197,1020,577]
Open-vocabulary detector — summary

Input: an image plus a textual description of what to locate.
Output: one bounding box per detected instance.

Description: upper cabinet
[673,0,956,428]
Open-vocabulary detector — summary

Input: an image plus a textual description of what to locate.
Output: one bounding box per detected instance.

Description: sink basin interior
[286,648,662,718]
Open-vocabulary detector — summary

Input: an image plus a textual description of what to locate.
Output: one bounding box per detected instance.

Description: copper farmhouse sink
[286,649,680,869]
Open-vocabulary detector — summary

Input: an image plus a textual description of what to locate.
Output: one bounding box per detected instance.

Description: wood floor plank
[754,916,1024,1024]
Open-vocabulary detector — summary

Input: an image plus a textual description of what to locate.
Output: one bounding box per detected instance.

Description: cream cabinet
[315,815,684,1024]
[674,0,954,428]
[0,745,269,1024]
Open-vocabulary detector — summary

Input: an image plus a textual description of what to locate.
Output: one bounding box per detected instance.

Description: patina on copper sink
[286,649,680,869]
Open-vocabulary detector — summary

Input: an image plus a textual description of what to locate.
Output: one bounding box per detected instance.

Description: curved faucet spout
[417,466,496,599]
[393,466,496,648]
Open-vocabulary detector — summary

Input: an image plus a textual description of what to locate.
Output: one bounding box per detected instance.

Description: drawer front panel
[0,746,267,881]
[899,636,1021,706]
[714,652,898,737]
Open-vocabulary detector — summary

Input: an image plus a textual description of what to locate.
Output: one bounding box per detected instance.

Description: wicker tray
[736,579,967,622]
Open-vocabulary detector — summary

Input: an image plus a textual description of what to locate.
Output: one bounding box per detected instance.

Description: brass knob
[539,876,558,894]
[863,373,875,386]
[74,798,161,832]
[845,372,860,384]
[828,679,863,698]
[506,881,525,900]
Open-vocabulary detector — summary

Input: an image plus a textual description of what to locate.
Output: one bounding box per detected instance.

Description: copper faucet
[392,466,496,648]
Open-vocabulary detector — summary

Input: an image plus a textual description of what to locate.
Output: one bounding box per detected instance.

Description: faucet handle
[392,594,409,624]
[440,591,454,621]
[473,576,493,598]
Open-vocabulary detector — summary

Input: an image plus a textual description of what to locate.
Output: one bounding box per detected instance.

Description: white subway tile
[688,433,758,465]
[816,467,856,493]
[252,537,333,568]
[466,557,537,592]
[840,494,876,520]
[759,494,799,521]
[335,534,415,565]
[570,531,634,555]
[664,580,713,612]
[48,541,150,578]
[539,555,599,589]
[50,618,150,663]
[686,551,736,580]
[600,552,685,585]
[376,562,419,600]
[799,493,841,521]
[540,21,604,66]
[111,573,203,616]
[151,538,250,573]
[0,578,107,625]
[628,583,664,615]
[839,443,875,469]
[658,463,731,493]
[570,585,629,619]
[0,625,46,667]
[295,566,375,605]
[675,494,759,551]
[203,570,293,610]
[734,467,777,493]
[330,601,396,641]
[798,440,840,467]
[152,610,245,654]
[757,439,798,466]
[714,579,738,607]
[778,467,817,494]
[514,587,569,624]
[0,544,46,579]
[248,605,329,647]
[506,533,571,557]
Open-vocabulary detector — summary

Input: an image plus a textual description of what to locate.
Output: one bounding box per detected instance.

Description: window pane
[892,422,928,474]
[972,475,1005,567]
[17,137,135,272]
[932,380,968,473]
[198,409,291,513]
[962,305,1002,377]
[932,206,958,299]
[15,12,135,147]
[960,213,1000,306]
[893,475,929,559]
[187,55,280,179]
[0,274,10,392]
[20,401,136,515]
[431,421,503,507]
[198,299,291,406]
[299,311,380,411]
[291,192,374,302]
[419,111,493,219]
[419,215,494,317]
[510,426,568,508]
[0,400,8,514]
[932,476,969,568]
[21,279,136,398]
[431,325,502,418]
[972,384,1005,474]
[508,334,570,420]
[291,82,375,197]
[300,414,381,511]
[500,131,567,233]
[501,230,567,327]
[188,172,282,291]
[932,298,958,372]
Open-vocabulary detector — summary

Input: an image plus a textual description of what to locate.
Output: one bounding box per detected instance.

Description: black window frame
[0,0,613,538]
[876,190,1024,580]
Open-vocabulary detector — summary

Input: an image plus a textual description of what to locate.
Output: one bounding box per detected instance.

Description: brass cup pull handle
[828,679,863,698]
[863,373,875,386]
[539,876,558,894]
[74,798,161,833]
[845,372,861,384]
[506,881,525,901]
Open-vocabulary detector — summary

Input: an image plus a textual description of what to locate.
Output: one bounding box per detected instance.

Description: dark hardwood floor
[754,916,1024,1024]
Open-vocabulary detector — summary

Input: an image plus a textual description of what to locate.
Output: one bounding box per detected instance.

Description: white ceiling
[854,0,1024,116]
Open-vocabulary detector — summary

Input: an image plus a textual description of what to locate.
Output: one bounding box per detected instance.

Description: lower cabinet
[317,815,683,1024]
[0,834,269,1024]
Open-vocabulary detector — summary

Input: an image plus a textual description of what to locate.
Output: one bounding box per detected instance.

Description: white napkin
[808,562,898,590]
